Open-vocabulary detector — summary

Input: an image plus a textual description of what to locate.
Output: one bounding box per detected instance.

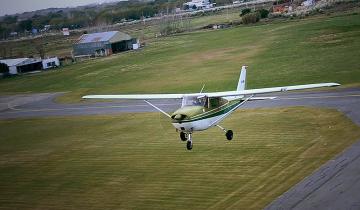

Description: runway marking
[7,103,21,111]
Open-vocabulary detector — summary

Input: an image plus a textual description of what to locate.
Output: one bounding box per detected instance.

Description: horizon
[0,0,123,16]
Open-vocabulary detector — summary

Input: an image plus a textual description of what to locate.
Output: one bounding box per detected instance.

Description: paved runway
[1,88,360,123]
[1,88,360,210]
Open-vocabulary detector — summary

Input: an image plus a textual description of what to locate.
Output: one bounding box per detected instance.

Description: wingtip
[332,83,341,86]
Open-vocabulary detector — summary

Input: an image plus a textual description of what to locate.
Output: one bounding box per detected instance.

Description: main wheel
[226,130,233,140]
[180,132,187,141]
[186,140,193,150]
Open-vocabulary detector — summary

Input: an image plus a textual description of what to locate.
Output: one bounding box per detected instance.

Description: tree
[258,9,269,18]
[19,19,33,31]
[3,15,18,24]
[240,8,251,16]
[241,12,260,24]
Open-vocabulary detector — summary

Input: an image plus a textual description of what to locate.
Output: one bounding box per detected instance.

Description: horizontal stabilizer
[249,96,277,100]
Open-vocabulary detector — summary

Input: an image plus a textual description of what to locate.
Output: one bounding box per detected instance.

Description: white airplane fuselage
[172,112,228,132]
[170,98,242,132]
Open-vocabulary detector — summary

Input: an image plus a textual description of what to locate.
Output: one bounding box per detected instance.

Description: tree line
[0,0,234,39]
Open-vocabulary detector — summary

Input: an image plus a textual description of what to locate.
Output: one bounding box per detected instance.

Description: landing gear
[186,133,193,150]
[177,131,193,150]
[216,125,234,141]
[226,130,233,140]
[180,132,187,141]
[186,140,193,150]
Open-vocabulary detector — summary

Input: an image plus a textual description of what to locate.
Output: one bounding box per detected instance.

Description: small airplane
[83,66,340,150]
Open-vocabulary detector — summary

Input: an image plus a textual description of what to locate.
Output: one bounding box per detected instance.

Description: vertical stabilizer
[237,66,247,91]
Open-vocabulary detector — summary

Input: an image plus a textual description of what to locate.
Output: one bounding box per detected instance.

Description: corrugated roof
[0,58,29,67]
[76,31,118,44]
[0,58,42,67]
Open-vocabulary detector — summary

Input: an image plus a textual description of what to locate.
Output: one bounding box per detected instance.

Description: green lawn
[0,11,359,102]
[0,107,359,210]
[1,6,360,210]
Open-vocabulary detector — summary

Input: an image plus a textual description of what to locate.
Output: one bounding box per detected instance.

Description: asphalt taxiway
[0,88,360,210]
[0,88,360,123]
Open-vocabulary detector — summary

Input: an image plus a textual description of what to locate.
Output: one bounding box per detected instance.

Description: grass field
[0,107,359,210]
[0,10,359,102]
[1,7,360,210]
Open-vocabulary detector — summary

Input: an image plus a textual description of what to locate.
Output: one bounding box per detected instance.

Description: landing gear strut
[178,131,193,150]
[216,125,233,141]
[186,133,193,150]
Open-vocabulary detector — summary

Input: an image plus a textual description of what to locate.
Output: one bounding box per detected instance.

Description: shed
[42,57,60,69]
[0,58,43,74]
[72,31,137,57]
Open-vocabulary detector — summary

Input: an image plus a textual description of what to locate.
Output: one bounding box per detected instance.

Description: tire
[186,141,193,150]
[180,132,187,141]
[226,130,233,140]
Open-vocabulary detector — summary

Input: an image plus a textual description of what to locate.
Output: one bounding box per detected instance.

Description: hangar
[0,57,60,75]
[0,58,43,74]
[73,31,137,57]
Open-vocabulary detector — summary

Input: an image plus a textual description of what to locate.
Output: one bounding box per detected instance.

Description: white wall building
[184,0,214,10]
[42,57,60,69]
[302,0,315,6]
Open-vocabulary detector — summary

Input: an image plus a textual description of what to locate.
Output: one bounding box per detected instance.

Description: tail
[237,65,247,91]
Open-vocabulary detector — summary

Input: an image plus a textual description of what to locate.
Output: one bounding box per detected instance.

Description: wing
[82,93,184,99]
[82,83,339,100]
[205,83,340,98]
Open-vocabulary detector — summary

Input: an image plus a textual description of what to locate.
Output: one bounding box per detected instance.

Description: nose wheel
[180,132,187,141]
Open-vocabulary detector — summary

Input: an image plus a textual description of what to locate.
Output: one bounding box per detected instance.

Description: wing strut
[144,100,171,118]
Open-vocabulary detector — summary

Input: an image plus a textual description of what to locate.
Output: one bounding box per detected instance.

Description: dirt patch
[182,46,263,65]
[308,33,343,44]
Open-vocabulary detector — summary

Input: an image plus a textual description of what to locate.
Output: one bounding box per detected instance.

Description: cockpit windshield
[181,96,228,108]
[182,96,207,107]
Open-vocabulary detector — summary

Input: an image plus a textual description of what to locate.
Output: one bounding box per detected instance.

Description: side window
[209,98,219,108]
[208,97,228,109]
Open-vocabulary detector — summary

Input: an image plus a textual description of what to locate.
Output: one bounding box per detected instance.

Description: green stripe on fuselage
[175,100,242,123]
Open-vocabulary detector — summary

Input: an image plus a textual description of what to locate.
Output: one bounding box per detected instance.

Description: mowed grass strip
[0,107,359,210]
[0,11,360,102]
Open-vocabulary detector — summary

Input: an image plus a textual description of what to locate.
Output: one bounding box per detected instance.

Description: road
[0,87,360,210]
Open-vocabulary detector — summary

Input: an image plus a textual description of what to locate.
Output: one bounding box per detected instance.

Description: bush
[240,8,251,16]
[258,9,270,18]
[241,12,260,24]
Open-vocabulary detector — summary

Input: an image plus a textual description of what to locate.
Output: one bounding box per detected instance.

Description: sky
[0,0,120,16]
